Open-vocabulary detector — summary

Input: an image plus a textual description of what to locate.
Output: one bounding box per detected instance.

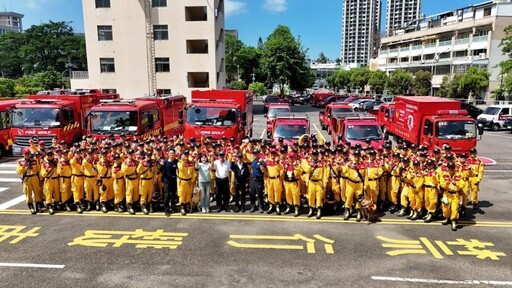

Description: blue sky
[3,0,485,60]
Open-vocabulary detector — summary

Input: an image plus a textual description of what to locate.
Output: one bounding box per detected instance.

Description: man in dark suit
[231,153,250,212]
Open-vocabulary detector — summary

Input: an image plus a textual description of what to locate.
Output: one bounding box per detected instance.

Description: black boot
[460,206,466,217]
[276,203,281,215]
[180,205,187,216]
[406,209,414,219]
[36,201,43,213]
[65,203,72,212]
[47,204,55,215]
[442,218,451,225]
[343,209,350,221]
[95,201,101,211]
[307,208,314,218]
[451,220,458,231]
[267,204,274,214]
[294,206,300,217]
[128,204,135,215]
[410,210,419,221]
[114,204,119,213]
[76,202,83,214]
[149,203,154,213]
[143,204,150,215]
[397,207,407,217]
[284,205,292,215]
[356,210,362,222]
[28,203,37,215]
[101,202,108,213]
[85,201,92,211]
[424,213,433,223]
[316,207,322,219]
[473,202,479,210]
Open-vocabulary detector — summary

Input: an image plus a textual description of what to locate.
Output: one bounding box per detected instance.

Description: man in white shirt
[214,152,231,212]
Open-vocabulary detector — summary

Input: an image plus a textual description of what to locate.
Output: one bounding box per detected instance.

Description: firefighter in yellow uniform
[299,151,311,198]
[265,150,284,215]
[16,148,41,214]
[112,155,125,213]
[305,151,328,219]
[177,151,196,215]
[467,148,484,209]
[57,151,72,212]
[440,162,465,231]
[96,150,113,213]
[137,152,155,215]
[82,149,99,211]
[40,151,60,215]
[364,150,383,209]
[387,153,402,213]
[404,160,424,220]
[396,158,412,217]
[457,153,472,216]
[326,154,342,211]
[422,159,438,223]
[122,149,139,215]
[70,150,85,213]
[282,152,302,217]
[342,150,366,221]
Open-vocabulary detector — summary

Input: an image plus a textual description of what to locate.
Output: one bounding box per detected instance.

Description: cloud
[25,0,57,9]
[263,0,287,13]
[225,0,247,17]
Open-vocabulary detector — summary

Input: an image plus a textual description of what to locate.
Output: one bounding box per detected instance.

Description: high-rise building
[340,0,382,66]
[0,12,23,34]
[71,0,226,99]
[386,0,422,37]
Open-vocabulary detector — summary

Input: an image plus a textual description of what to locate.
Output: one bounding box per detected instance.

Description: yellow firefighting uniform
[137,160,155,206]
[97,157,113,204]
[388,161,402,206]
[283,160,302,206]
[364,160,383,205]
[423,168,439,213]
[467,157,484,205]
[379,157,390,204]
[82,158,99,204]
[57,158,72,204]
[70,157,84,205]
[440,171,465,221]
[458,163,472,208]
[40,159,60,205]
[327,160,342,203]
[16,157,41,205]
[405,168,424,213]
[121,158,139,204]
[177,160,196,205]
[113,162,125,205]
[306,160,328,208]
[265,159,284,205]
[342,160,366,211]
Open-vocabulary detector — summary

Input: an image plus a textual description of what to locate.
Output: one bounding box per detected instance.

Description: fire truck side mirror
[178,110,184,124]
[478,124,484,136]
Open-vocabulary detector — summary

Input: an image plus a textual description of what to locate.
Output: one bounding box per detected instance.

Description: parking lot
[0,102,511,287]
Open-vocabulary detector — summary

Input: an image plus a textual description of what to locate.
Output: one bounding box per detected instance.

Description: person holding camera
[16,148,41,214]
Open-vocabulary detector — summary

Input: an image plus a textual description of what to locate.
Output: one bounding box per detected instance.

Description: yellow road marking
[1,210,512,228]
[260,128,266,139]
[226,240,304,250]
[435,240,454,256]
[312,123,326,142]
[420,237,444,259]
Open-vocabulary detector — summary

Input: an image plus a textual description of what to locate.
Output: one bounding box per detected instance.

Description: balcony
[72,71,89,79]
[473,35,488,42]
[455,38,470,45]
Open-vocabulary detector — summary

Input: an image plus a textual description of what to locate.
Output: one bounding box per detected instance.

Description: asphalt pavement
[0,102,511,287]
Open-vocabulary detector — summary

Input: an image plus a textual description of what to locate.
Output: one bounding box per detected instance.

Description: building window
[152,0,167,8]
[155,57,170,72]
[483,7,491,17]
[102,89,117,94]
[188,72,209,88]
[154,25,168,40]
[185,6,207,21]
[100,58,115,73]
[158,89,172,96]
[98,25,113,41]
[95,0,110,8]
[186,40,208,54]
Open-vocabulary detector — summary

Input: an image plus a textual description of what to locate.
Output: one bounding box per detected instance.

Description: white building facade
[377,0,512,100]
[71,0,226,99]
[0,12,23,34]
[340,0,382,66]
[386,0,422,37]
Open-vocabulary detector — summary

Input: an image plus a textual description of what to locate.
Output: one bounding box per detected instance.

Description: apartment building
[0,12,23,34]
[71,0,226,99]
[377,0,512,99]
[386,0,421,37]
[340,0,382,66]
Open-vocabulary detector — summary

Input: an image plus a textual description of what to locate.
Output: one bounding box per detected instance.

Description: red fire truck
[9,90,119,156]
[377,96,483,154]
[270,115,310,146]
[179,90,253,144]
[331,115,384,149]
[85,96,186,139]
[0,99,19,157]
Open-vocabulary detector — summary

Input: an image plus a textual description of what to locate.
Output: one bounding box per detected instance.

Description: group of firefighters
[15,132,484,231]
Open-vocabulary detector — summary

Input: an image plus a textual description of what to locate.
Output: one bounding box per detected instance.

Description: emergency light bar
[99,99,136,105]
[436,110,468,116]
[20,99,59,103]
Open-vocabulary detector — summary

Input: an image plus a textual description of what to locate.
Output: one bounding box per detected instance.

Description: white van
[477,105,512,131]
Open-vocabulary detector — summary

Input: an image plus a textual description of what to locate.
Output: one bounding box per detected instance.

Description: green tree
[316,52,328,64]
[228,80,247,90]
[236,46,263,85]
[498,25,512,76]
[327,69,351,92]
[0,78,15,97]
[18,21,86,75]
[249,82,267,96]
[225,32,245,82]
[0,32,24,78]
[387,69,413,95]
[368,70,388,94]
[458,66,490,98]
[413,70,432,96]
[349,67,370,91]
[260,25,314,95]
[33,69,65,90]
[14,76,41,98]
[438,73,463,98]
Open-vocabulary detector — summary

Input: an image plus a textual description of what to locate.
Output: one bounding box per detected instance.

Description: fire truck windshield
[11,108,61,128]
[332,108,353,115]
[90,111,138,132]
[346,125,382,140]
[436,120,476,139]
[187,107,238,126]
[274,124,307,139]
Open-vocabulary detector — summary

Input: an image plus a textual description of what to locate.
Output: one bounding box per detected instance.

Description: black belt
[126,176,138,180]
[423,184,436,188]
[216,177,228,181]
[85,175,97,178]
[310,179,322,182]
[50,177,59,179]
[61,176,72,179]
[25,174,37,178]
[178,177,192,181]
[367,178,380,181]
[141,177,153,180]
[447,191,457,194]
[268,176,279,179]
[284,179,298,182]
[72,174,84,177]
[115,177,124,180]
[347,179,361,184]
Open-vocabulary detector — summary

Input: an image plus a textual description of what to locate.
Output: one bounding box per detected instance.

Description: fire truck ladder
[144,0,157,97]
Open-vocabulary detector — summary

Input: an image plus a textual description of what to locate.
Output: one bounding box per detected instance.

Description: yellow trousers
[409,188,424,211]
[345,181,363,210]
[43,178,60,204]
[100,178,114,202]
[23,175,41,204]
[125,178,139,204]
[328,178,341,202]
[388,176,401,205]
[307,180,324,208]
[469,177,480,204]
[71,176,84,204]
[84,178,99,202]
[178,179,192,204]
[267,178,283,204]
[424,187,438,213]
[442,192,460,220]
[284,181,300,206]
[60,177,71,203]
[139,179,154,205]
[113,178,125,205]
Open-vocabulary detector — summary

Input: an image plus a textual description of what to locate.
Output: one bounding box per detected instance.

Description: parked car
[504,115,512,132]
[460,102,483,120]
[296,93,312,105]
[360,100,384,112]
[264,95,283,114]
[349,99,373,110]
[317,95,350,108]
